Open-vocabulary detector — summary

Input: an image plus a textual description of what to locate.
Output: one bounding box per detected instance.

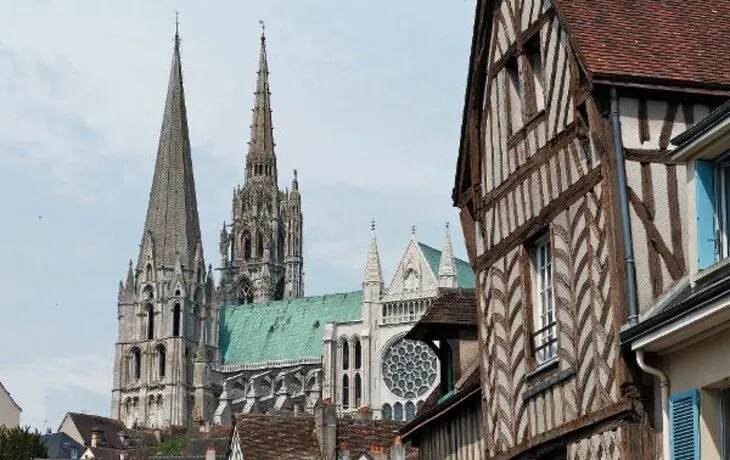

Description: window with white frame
[696,155,730,270]
[531,235,557,365]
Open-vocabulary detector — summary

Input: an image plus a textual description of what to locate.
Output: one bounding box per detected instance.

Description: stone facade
[217,31,303,306]
[111,28,474,429]
[111,32,217,428]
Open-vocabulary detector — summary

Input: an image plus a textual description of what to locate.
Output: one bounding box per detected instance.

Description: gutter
[610,87,639,326]
[636,349,669,457]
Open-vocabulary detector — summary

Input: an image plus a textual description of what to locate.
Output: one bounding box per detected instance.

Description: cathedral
[110,27,475,428]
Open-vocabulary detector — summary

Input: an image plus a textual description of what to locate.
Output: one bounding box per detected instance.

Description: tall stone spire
[437,222,457,288]
[137,30,201,270]
[245,22,277,183]
[364,220,383,285]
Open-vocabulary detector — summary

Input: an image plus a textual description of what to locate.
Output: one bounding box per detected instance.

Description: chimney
[205,446,216,460]
[90,427,102,448]
[354,405,372,421]
[314,401,337,460]
[390,436,406,460]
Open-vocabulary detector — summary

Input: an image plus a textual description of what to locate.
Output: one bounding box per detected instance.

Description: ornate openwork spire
[437,222,457,288]
[137,27,202,270]
[245,21,277,183]
[364,219,383,285]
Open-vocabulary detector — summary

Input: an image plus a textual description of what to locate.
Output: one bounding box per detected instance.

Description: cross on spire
[175,11,180,39]
[259,20,266,40]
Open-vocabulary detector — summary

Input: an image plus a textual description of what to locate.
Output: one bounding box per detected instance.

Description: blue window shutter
[695,160,716,269]
[669,389,700,460]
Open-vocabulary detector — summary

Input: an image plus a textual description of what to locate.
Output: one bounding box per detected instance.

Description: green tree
[0,425,47,460]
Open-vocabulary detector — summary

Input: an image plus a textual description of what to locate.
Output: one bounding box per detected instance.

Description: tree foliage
[0,425,47,460]
[154,433,189,455]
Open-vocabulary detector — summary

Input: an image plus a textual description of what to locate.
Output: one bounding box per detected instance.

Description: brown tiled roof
[406,288,477,341]
[65,413,157,450]
[233,413,412,459]
[338,418,404,455]
[399,364,481,442]
[556,0,730,89]
[235,414,320,460]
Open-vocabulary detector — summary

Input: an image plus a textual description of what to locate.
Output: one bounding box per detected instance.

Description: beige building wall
[0,384,20,428]
[665,327,730,460]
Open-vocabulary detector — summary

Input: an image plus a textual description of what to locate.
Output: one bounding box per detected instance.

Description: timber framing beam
[475,166,602,270]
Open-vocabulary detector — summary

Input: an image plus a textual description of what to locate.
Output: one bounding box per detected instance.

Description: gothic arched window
[342,340,350,370]
[354,340,362,370]
[257,234,264,259]
[131,348,141,381]
[354,373,362,407]
[243,232,252,260]
[145,304,154,340]
[382,403,392,421]
[173,304,181,337]
[145,264,152,281]
[394,402,403,421]
[405,401,415,421]
[156,345,166,379]
[342,375,349,409]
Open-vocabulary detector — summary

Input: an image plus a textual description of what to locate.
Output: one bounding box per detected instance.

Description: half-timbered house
[453,0,730,458]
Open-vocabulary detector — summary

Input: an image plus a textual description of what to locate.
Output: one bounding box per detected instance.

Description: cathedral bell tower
[111,27,218,428]
[218,25,303,305]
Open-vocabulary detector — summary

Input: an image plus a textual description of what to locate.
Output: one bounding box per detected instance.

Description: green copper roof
[418,243,476,289]
[220,291,362,365]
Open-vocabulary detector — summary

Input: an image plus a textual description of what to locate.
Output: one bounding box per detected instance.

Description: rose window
[381,338,438,398]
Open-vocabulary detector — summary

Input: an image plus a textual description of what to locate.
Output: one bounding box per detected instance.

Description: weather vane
[175,11,180,36]
[259,19,265,35]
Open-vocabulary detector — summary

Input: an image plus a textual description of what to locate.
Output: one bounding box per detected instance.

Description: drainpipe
[610,87,639,326]
[636,349,669,457]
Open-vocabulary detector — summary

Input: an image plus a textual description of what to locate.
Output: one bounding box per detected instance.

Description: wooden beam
[475,166,602,270]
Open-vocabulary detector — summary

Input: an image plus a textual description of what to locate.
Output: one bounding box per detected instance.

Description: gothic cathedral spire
[138,30,201,271]
[245,25,277,184]
[112,28,217,429]
[218,26,304,305]
[437,223,457,288]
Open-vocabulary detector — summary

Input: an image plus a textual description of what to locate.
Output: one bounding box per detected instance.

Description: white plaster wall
[0,391,19,428]
[620,98,711,151]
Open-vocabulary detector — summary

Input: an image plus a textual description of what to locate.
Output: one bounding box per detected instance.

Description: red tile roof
[557,0,730,88]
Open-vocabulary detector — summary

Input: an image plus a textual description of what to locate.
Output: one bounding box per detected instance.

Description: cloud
[0,354,111,430]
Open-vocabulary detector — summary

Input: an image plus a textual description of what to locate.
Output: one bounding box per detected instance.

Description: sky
[0,0,475,431]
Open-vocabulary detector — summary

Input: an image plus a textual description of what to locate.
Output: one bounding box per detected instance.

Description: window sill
[523,364,576,401]
[692,256,730,288]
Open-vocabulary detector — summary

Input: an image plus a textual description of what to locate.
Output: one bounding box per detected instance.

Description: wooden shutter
[695,160,716,270]
[669,389,700,460]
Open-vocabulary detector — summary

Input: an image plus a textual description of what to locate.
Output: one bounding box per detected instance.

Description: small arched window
[354,340,362,370]
[145,304,154,340]
[342,375,349,409]
[157,345,166,379]
[243,232,252,260]
[394,402,403,421]
[354,373,362,407]
[131,348,141,380]
[257,235,264,259]
[145,264,152,281]
[405,401,415,421]
[342,341,349,370]
[173,304,181,337]
[382,403,392,421]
